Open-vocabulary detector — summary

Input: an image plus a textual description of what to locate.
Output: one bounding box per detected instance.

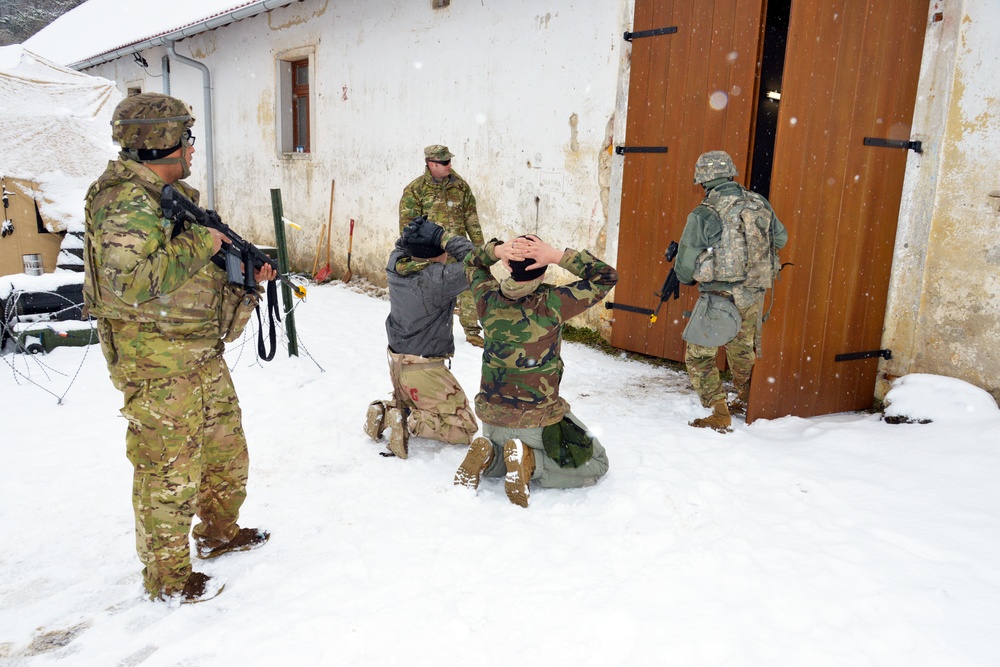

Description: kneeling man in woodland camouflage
[364,218,479,458]
[675,150,788,432]
[84,94,271,604]
[424,224,618,508]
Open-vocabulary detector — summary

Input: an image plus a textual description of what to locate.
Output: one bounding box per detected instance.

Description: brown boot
[195,527,270,559]
[729,385,750,417]
[386,407,409,459]
[364,400,388,441]
[689,400,733,433]
[176,572,225,604]
[454,437,495,490]
[503,439,535,508]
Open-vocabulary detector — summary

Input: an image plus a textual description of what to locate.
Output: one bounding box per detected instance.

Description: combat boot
[386,407,409,459]
[689,400,733,433]
[195,527,270,559]
[159,572,225,605]
[364,400,388,441]
[503,439,535,508]
[729,384,750,417]
[454,437,495,490]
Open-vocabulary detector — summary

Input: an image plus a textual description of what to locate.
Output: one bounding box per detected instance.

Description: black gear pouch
[542,416,594,469]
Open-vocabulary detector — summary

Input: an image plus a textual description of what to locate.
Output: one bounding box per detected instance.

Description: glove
[661,268,680,301]
[402,216,445,247]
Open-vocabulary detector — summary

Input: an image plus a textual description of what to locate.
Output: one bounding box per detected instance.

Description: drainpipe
[162,55,170,94]
[166,40,215,208]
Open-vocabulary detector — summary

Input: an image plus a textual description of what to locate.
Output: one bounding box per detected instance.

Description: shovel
[314,180,335,283]
[343,218,355,283]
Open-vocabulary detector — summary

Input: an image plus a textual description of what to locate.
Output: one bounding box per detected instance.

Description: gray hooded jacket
[385,233,474,358]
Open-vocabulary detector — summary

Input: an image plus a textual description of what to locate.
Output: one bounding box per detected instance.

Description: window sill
[281,151,312,160]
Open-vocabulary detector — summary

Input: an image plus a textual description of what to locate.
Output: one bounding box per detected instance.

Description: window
[291,59,310,153]
[277,49,314,155]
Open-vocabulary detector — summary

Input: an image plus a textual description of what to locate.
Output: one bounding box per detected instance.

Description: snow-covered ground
[1,281,998,666]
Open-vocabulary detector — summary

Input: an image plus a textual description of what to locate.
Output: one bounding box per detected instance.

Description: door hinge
[834,349,892,362]
[615,146,668,155]
[605,302,654,316]
[863,137,922,154]
[624,26,678,41]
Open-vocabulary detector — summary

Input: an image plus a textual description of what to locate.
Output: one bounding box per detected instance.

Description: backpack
[692,186,780,289]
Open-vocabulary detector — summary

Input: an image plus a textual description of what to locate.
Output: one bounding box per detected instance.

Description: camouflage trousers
[480,412,610,489]
[456,288,480,336]
[685,297,760,407]
[115,355,249,598]
[387,348,478,445]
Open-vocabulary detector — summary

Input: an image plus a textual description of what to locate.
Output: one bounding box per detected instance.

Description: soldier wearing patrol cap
[84,92,274,604]
[674,150,789,433]
[399,144,485,347]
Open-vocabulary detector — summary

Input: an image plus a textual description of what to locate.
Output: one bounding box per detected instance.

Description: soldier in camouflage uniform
[83,93,273,604]
[437,227,618,508]
[363,222,479,458]
[675,151,788,433]
[399,145,485,347]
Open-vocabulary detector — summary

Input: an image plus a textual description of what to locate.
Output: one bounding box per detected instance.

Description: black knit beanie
[406,241,444,259]
[508,236,547,281]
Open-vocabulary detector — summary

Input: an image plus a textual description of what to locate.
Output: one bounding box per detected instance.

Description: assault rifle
[160,184,306,361]
[604,240,680,326]
[649,240,680,324]
[160,184,306,300]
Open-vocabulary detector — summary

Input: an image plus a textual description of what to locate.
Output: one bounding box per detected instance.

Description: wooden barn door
[747,0,929,421]
[610,0,765,359]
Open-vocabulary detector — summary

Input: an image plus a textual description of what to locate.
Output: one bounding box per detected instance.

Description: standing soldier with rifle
[83,93,273,604]
[674,151,788,433]
[399,145,485,347]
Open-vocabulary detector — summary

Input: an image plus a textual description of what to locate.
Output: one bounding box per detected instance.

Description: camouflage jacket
[675,180,788,295]
[465,242,619,428]
[398,169,483,245]
[385,230,474,358]
[83,157,257,380]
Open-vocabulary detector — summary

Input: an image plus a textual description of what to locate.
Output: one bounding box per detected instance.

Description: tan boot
[503,439,535,508]
[689,400,733,433]
[454,437,495,490]
[729,385,750,417]
[363,400,387,441]
[386,407,409,458]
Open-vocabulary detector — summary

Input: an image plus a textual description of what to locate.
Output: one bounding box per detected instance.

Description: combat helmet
[693,150,738,185]
[112,93,194,164]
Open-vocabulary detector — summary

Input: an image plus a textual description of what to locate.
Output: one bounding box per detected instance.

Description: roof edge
[69,0,301,70]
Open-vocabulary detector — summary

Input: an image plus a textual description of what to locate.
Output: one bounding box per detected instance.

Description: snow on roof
[0,45,120,232]
[23,0,296,69]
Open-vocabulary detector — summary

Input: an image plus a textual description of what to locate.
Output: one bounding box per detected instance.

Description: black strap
[255,280,281,361]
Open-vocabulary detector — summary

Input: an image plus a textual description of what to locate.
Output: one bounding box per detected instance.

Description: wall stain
[269,0,329,30]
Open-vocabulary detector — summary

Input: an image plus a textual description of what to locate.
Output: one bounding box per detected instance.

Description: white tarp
[0,45,119,233]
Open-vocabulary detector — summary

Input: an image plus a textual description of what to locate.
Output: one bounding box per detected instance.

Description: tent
[0,45,119,276]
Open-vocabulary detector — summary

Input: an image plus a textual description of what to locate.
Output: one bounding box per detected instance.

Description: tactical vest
[692,185,780,289]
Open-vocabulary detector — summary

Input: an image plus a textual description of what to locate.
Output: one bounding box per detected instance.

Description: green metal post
[269,188,298,357]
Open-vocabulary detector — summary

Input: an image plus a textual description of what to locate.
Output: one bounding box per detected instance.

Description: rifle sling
[255,280,281,361]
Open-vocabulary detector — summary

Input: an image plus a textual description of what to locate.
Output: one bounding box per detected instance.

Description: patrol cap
[424,145,454,162]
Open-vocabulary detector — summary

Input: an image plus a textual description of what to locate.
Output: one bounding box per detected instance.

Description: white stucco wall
[83,0,630,295]
[880,0,1000,402]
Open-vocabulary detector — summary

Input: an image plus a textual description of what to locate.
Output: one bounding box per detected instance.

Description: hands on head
[402,216,444,247]
[496,234,561,272]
